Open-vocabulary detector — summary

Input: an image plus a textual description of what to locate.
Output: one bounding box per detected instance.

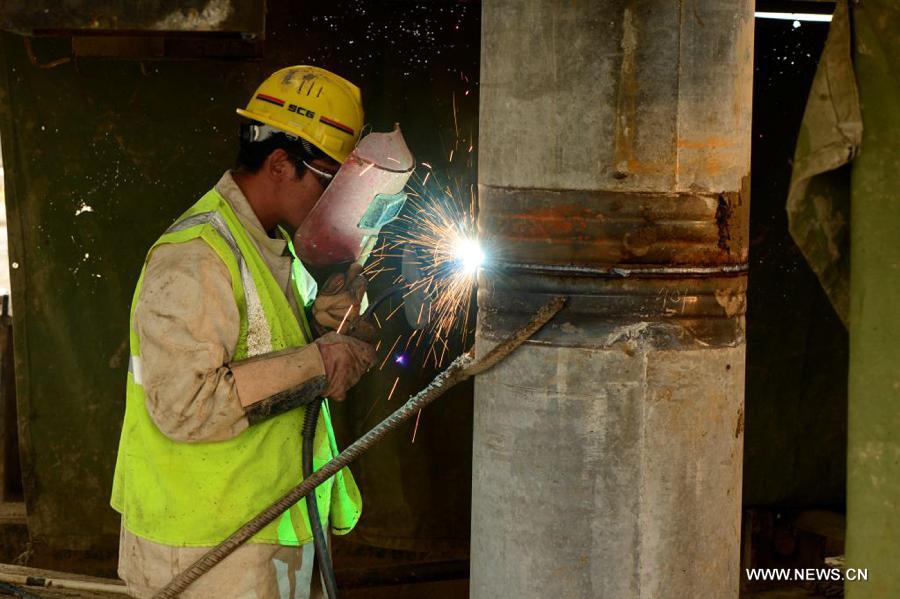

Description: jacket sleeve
[133,240,249,442]
[134,239,330,442]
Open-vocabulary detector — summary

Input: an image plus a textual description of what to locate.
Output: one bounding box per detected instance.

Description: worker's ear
[265,149,294,181]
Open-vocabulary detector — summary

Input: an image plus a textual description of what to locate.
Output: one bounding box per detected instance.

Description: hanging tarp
[786,0,862,327]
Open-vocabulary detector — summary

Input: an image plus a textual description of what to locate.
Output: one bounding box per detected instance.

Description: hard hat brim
[235,107,350,164]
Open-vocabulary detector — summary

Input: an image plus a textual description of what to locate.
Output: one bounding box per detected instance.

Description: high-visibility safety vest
[111,187,362,547]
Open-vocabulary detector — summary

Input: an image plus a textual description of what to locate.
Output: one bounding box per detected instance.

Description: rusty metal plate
[476,271,747,349]
[0,0,264,36]
[478,182,750,270]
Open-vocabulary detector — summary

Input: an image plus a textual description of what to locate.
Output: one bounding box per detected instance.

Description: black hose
[300,283,403,598]
[361,284,405,320]
[302,398,339,599]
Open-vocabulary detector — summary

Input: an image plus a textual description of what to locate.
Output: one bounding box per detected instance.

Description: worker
[110,66,376,598]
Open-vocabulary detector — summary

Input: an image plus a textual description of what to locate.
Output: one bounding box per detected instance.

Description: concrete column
[472,2,753,598]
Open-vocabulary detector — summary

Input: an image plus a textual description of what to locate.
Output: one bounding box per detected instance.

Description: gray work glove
[313,332,377,401]
[312,263,367,336]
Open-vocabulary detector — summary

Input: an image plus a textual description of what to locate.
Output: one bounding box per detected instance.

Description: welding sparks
[353,86,481,447]
[359,161,376,177]
[411,409,423,443]
[336,303,355,335]
[390,172,482,366]
[379,334,403,370]
[363,162,482,369]
[387,376,400,401]
[453,237,485,274]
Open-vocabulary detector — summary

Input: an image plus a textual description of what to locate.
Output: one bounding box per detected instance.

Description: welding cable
[302,398,339,599]
[298,286,405,599]
[357,284,405,324]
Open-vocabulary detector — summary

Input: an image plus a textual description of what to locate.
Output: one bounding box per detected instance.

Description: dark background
[746,11,846,510]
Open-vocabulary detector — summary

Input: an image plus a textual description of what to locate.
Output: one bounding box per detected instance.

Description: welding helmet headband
[237,121,330,175]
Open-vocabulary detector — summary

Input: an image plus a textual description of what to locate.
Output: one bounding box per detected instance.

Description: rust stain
[676,137,741,181]
[734,406,744,439]
[715,193,733,251]
[511,205,598,221]
[622,227,657,257]
[676,136,736,149]
[500,205,598,237]
[479,186,749,267]
[612,6,638,178]
[714,287,746,318]
[622,158,670,176]
[701,154,724,178]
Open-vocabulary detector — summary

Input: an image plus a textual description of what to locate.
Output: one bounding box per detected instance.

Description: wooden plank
[0,563,127,598]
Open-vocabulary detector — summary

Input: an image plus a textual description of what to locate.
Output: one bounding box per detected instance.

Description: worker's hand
[314,332,377,401]
[312,263,367,335]
[343,318,379,344]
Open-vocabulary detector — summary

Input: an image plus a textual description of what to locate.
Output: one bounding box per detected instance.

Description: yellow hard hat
[236,66,364,163]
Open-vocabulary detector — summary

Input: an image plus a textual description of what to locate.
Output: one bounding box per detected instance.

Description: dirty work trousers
[118,527,326,598]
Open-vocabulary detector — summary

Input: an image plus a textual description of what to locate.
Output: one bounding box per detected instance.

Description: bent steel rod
[154,296,566,598]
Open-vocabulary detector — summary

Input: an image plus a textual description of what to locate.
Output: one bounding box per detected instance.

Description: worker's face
[269,150,339,231]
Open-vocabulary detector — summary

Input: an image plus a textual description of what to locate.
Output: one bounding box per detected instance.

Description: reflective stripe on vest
[127,355,143,386]
[166,210,273,357]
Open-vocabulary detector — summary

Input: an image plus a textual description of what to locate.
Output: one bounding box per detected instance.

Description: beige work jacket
[118,171,325,598]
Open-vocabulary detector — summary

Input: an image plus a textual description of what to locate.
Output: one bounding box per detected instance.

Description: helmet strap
[239,122,326,161]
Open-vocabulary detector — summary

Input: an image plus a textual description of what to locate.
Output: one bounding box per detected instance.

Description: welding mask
[295,124,415,268]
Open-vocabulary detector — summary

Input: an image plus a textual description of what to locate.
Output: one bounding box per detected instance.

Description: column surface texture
[472,1,754,597]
